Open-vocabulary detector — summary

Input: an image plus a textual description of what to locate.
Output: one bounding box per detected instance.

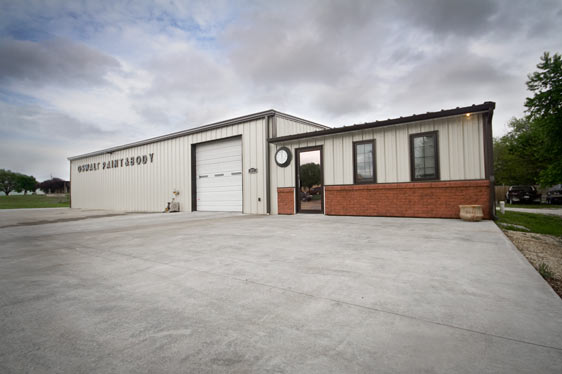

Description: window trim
[353,139,377,184]
[409,131,440,181]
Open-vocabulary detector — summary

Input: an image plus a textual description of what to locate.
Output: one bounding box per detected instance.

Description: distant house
[38,179,70,194]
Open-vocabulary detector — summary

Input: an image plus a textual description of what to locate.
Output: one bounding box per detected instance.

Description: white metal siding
[196,137,242,212]
[269,113,486,214]
[70,113,324,214]
[71,119,267,213]
[274,116,325,137]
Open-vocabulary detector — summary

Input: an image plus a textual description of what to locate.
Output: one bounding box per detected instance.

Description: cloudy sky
[1,0,561,181]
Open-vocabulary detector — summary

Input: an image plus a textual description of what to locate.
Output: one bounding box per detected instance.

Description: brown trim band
[69,162,72,208]
[190,144,197,212]
[482,105,496,219]
[265,115,271,214]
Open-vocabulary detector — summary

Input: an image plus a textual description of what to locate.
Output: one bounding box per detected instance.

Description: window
[353,140,376,184]
[410,131,439,181]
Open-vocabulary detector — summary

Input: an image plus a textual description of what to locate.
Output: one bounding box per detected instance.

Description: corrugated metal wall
[71,114,323,213]
[269,113,486,214]
[274,116,324,137]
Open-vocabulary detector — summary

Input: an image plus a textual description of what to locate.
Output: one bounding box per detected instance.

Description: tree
[524,52,562,186]
[299,163,321,190]
[494,117,544,185]
[0,169,17,196]
[15,174,38,195]
[38,178,67,194]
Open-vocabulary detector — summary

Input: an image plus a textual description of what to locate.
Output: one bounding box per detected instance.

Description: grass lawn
[496,210,562,237]
[504,203,560,209]
[0,194,70,209]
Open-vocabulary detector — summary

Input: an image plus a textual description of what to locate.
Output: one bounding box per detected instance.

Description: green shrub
[538,263,554,280]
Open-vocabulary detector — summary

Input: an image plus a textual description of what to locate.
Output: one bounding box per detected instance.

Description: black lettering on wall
[76,153,156,173]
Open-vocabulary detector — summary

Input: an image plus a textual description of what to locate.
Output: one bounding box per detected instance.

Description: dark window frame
[409,131,440,181]
[353,140,377,184]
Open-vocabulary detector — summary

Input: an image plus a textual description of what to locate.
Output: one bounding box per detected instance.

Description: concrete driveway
[1,211,561,373]
[0,207,130,228]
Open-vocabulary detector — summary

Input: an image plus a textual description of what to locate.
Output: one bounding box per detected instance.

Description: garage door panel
[196,193,241,202]
[197,166,241,175]
[197,186,242,194]
[197,176,242,188]
[196,154,241,166]
[196,137,242,212]
[197,146,240,158]
[197,187,242,194]
[197,148,241,161]
[197,204,241,212]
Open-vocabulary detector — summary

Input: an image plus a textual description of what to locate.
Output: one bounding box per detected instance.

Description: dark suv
[506,185,541,204]
[546,184,562,204]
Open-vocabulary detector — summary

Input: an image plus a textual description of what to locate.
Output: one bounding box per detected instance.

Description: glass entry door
[296,146,323,213]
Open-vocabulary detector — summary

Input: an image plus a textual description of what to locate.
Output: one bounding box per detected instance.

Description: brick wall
[277,187,295,215]
[325,180,491,219]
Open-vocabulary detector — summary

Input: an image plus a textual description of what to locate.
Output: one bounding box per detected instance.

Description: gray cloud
[144,48,234,95]
[0,37,121,86]
[398,0,498,37]
[0,101,118,141]
[1,0,562,180]
[0,100,132,180]
[222,1,391,87]
[400,52,513,97]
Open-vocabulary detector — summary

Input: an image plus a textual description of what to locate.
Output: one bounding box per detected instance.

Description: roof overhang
[68,110,329,161]
[268,102,496,144]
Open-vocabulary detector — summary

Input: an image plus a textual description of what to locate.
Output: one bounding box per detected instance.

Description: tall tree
[15,174,38,195]
[0,169,17,196]
[494,117,544,185]
[299,163,321,190]
[525,52,562,185]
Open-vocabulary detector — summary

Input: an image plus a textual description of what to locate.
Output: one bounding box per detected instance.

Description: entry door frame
[295,145,324,214]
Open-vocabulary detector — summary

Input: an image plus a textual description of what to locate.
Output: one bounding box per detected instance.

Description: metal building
[69,111,327,214]
[69,102,496,219]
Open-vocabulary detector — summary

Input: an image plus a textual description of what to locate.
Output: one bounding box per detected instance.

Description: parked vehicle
[505,185,541,204]
[309,186,322,195]
[300,191,312,202]
[546,184,562,204]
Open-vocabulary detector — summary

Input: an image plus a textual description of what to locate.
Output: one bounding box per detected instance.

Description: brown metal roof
[68,110,329,161]
[268,101,496,143]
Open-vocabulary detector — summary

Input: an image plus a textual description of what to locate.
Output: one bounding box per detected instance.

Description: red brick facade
[277,187,295,215]
[324,180,491,219]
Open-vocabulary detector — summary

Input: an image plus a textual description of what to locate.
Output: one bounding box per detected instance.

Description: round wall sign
[275,147,292,167]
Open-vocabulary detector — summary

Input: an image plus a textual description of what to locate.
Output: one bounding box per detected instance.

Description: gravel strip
[504,230,562,297]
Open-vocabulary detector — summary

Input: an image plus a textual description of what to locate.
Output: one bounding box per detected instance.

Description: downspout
[69,161,72,208]
[265,115,271,214]
[484,103,496,219]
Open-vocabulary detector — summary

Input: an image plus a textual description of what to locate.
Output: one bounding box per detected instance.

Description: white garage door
[195,137,242,212]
